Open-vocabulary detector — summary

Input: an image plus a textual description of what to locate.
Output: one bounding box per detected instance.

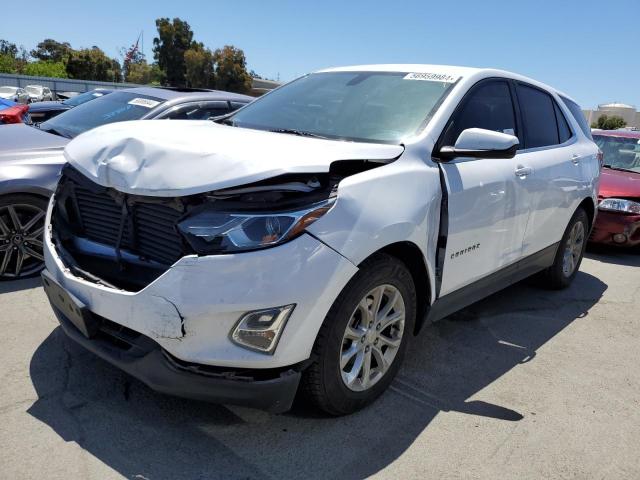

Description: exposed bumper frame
[53,307,302,413]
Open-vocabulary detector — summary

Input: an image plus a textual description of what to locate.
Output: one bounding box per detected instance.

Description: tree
[184,43,215,88]
[66,47,121,82]
[30,39,72,63]
[23,61,68,78]
[0,39,18,58]
[0,54,16,73]
[591,114,627,130]
[213,45,252,94]
[153,17,194,87]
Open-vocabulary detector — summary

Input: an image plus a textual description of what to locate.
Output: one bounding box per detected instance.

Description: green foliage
[66,47,121,82]
[23,61,68,78]
[30,39,72,63]
[125,61,164,85]
[0,53,17,73]
[184,43,215,88]
[0,39,18,58]
[213,45,252,94]
[153,17,194,87]
[591,115,627,130]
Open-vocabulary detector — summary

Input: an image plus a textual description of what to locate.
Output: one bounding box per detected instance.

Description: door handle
[515,166,532,178]
[571,154,581,165]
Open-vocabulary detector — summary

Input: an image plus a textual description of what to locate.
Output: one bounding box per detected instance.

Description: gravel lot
[1,247,638,480]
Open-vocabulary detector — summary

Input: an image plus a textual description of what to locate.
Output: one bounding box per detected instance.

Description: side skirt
[423,242,559,325]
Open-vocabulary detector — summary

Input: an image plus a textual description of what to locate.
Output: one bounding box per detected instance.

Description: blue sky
[5,0,639,108]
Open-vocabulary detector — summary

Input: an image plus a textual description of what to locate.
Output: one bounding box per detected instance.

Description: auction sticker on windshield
[403,72,457,83]
[128,98,161,108]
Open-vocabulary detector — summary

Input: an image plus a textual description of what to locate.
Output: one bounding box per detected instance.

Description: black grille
[72,184,186,265]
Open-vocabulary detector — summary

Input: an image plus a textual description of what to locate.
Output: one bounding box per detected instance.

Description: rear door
[513,83,587,257]
[438,79,531,295]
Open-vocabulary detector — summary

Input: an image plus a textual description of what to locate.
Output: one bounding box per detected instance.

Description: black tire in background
[0,194,48,280]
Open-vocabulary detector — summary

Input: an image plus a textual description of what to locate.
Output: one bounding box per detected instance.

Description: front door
[436,79,531,295]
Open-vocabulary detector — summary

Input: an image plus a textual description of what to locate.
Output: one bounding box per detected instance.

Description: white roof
[316,64,574,102]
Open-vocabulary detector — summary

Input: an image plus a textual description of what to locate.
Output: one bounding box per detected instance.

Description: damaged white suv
[41,65,600,415]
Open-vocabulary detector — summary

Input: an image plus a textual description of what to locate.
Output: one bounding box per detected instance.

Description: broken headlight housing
[177,198,335,254]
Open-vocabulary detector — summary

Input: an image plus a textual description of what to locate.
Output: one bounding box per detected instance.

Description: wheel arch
[358,241,431,335]
[578,196,596,231]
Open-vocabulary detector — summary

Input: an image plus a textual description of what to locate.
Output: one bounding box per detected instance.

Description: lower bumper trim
[53,308,301,413]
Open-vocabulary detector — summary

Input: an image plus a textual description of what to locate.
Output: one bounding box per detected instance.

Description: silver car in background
[25,85,54,102]
[0,86,30,104]
[0,86,253,279]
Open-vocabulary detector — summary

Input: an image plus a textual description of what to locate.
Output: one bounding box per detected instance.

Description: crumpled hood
[64,120,405,196]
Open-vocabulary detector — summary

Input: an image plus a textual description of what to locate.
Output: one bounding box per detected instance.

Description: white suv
[41,65,600,415]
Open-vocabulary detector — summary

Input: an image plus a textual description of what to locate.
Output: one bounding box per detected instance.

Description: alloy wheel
[562,220,585,277]
[340,284,405,392]
[0,204,46,278]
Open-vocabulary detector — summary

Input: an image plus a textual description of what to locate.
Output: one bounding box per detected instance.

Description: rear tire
[540,208,589,289]
[302,253,416,415]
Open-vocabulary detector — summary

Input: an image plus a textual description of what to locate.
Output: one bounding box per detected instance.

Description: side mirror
[438,128,519,160]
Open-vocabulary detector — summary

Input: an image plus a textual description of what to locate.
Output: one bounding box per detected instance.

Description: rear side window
[441,80,517,146]
[554,102,572,143]
[516,83,560,148]
[560,96,592,140]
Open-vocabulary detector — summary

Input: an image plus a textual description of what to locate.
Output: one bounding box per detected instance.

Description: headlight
[177,198,334,254]
[598,198,640,214]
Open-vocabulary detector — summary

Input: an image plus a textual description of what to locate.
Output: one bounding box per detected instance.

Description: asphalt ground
[1,246,639,479]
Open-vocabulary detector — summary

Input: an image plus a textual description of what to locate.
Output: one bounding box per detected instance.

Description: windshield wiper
[603,164,638,173]
[269,128,328,139]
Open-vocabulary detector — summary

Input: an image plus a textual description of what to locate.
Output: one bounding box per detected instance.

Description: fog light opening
[231,305,295,354]
[613,233,627,244]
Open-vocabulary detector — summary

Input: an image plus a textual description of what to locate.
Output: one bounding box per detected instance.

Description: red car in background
[591,129,640,247]
[0,98,30,124]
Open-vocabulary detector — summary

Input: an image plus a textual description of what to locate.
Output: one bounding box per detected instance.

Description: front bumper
[53,306,301,413]
[590,210,640,247]
[44,195,359,369]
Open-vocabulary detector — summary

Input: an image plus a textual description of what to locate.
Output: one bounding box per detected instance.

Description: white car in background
[25,85,54,102]
[41,64,600,415]
[0,86,30,104]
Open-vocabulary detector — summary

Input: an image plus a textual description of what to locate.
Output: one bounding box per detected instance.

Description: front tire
[540,207,589,289]
[302,253,416,415]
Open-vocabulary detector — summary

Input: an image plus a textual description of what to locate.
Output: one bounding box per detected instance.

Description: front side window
[40,91,164,139]
[164,102,230,120]
[227,71,456,144]
[440,80,517,147]
[517,83,560,148]
[593,134,640,173]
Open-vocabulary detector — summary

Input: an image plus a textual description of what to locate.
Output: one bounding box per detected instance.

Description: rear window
[40,91,164,139]
[560,96,592,140]
[516,84,559,148]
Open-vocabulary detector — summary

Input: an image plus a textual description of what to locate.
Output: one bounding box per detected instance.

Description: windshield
[593,134,640,173]
[25,86,41,94]
[40,91,164,138]
[0,87,17,94]
[228,71,456,143]
[63,90,109,107]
